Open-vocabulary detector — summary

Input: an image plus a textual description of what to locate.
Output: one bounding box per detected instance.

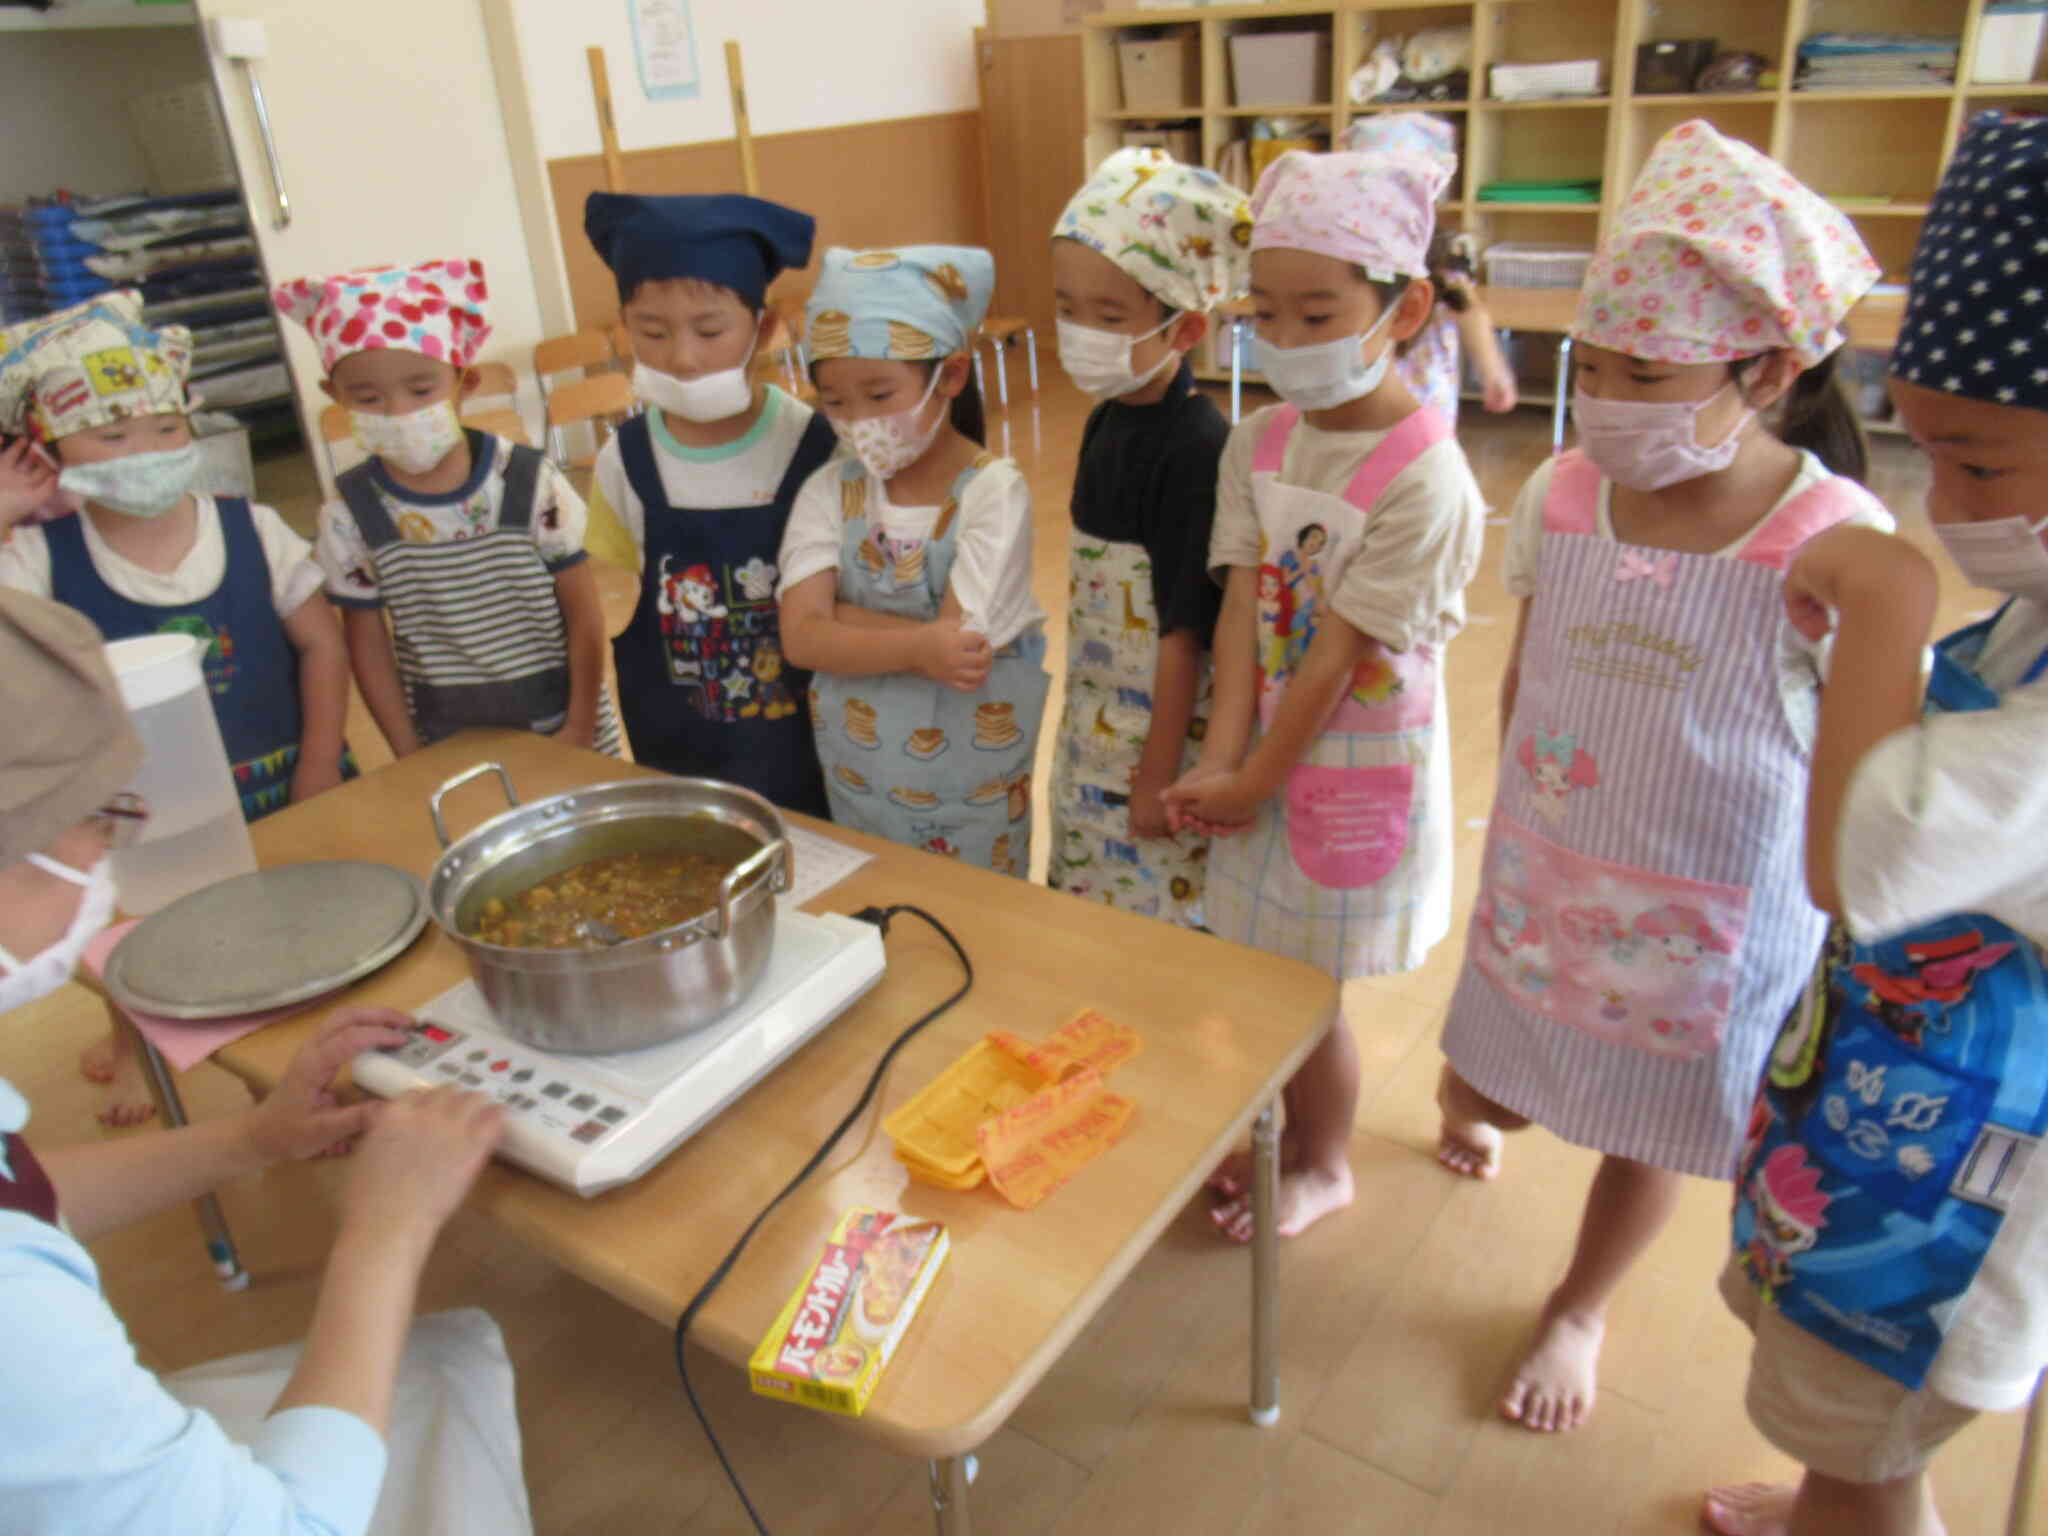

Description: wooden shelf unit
[1083,0,2025,397]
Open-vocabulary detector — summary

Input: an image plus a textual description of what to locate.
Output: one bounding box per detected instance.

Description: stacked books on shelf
[1795,32,1958,90]
[2,189,295,438]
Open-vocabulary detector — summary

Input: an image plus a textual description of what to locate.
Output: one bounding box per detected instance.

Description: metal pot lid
[104,861,429,1020]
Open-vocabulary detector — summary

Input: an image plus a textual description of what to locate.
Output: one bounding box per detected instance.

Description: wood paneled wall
[548,110,987,334]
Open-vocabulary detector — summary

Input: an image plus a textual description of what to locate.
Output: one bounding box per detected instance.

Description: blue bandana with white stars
[1893,112,2048,410]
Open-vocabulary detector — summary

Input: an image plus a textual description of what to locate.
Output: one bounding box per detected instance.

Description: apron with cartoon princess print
[809,455,1049,875]
[1440,451,1873,1176]
[1730,609,2048,1391]
[1203,404,1452,978]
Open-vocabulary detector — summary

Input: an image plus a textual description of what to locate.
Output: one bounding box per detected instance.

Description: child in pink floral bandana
[1432,121,1896,1437]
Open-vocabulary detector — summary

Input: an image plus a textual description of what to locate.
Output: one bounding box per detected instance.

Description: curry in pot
[469,849,742,949]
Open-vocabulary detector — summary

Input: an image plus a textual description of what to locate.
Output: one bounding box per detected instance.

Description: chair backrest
[466,360,518,401]
[533,331,613,382]
[460,408,532,447]
[607,323,632,365]
[544,370,635,430]
[318,402,353,443]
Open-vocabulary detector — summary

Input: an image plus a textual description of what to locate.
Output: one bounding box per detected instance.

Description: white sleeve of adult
[0,1215,388,1535]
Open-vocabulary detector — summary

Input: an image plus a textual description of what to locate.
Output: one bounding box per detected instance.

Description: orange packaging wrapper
[976,1065,1138,1210]
[749,1208,949,1417]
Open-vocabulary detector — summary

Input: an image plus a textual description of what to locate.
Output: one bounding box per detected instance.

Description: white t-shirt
[590,387,817,570]
[776,456,1046,650]
[1835,597,2048,1412]
[1209,402,1486,654]
[0,496,323,618]
[1500,452,1894,750]
[315,433,588,607]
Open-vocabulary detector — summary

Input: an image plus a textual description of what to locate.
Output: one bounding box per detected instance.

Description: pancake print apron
[1440,451,1867,1176]
[1048,526,1211,925]
[1203,405,1452,978]
[810,456,1049,875]
[1731,611,2048,1390]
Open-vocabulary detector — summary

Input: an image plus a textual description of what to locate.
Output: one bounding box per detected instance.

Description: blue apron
[810,455,1049,876]
[47,499,310,821]
[610,409,835,817]
[1731,608,2048,1390]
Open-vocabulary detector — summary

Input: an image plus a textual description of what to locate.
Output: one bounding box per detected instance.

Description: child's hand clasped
[920,615,994,691]
[1163,765,1265,837]
[1782,524,1938,644]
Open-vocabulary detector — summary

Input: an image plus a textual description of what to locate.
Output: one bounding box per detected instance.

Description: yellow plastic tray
[894,1145,986,1191]
[884,1034,1054,1178]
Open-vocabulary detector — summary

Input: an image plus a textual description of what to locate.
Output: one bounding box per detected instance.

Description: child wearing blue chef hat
[777,246,1049,875]
[583,193,836,815]
[1701,110,2048,1536]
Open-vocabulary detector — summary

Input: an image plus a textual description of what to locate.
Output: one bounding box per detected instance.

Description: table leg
[1249,1099,1280,1427]
[1551,333,1573,453]
[112,1007,250,1292]
[927,1454,976,1536]
[1229,320,1244,425]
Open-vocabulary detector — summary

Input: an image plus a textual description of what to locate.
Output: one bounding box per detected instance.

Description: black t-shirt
[1069,360,1229,647]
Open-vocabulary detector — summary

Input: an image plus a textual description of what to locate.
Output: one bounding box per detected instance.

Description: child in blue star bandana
[1702,111,2048,1536]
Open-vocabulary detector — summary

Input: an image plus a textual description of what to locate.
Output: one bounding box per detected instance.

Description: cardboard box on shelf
[1230,31,1332,105]
[1120,124,1201,164]
[1118,35,1200,111]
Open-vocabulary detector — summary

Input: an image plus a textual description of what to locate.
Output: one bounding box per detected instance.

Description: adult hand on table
[243,1006,410,1163]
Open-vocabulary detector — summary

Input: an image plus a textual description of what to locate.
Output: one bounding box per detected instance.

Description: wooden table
[195,734,1336,1533]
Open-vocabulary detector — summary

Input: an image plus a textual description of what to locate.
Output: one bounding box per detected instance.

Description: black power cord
[671,904,973,1534]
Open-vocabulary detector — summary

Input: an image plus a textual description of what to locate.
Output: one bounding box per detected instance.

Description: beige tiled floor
[8,380,2038,1533]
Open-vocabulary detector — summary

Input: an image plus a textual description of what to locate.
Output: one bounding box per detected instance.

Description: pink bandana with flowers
[1249,148,1449,282]
[1573,121,1877,366]
[271,258,492,375]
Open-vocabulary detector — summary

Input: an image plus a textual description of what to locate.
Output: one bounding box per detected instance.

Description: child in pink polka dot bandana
[274,258,621,759]
[1434,121,1897,1439]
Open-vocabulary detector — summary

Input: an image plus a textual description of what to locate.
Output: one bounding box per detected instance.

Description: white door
[194,0,555,477]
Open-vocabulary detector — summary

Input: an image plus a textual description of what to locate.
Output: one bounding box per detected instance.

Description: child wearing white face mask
[1431,122,1896,1441]
[0,289,351,1123]
[581,194,835,813]
[1161,147,1487,1243]
[778,245,1048,875]
[1045,149,1250,924]
[275,260,619,760]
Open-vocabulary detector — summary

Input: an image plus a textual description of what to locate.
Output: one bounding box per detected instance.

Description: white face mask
[1056,314,1177,400]
[0,855,115,1014]
[57,444,200,519]
[1933,512,2048,603]
[1571,381,1755,492]
[828,368,947,481]
[1251,304,1399,412]
[632,325,759,423]
[352,399,465,475]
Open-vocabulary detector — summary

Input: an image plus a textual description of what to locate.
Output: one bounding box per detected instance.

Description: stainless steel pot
[424,762,791,1053]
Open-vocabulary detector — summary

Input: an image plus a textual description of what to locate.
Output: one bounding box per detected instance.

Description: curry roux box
[748,1208,949,1417]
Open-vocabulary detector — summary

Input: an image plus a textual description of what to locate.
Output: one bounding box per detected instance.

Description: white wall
[0,28,213,204]
[508,0,986,161]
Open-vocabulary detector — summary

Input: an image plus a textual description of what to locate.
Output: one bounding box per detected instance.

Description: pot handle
[429,761,519,849]
[715,837,789,938]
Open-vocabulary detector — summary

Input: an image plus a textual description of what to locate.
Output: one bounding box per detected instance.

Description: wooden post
[725,40,759,195]
[587,45,625,193]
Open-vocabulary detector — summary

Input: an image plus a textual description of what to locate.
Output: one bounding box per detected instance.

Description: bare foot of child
[1499,1300,1603,1432]
[78,1035,116,1085]
[1435,1064,1504,1179]
[1210,1160,1354,1242]
[1700,1483,1796,1536]
[94,1030,159,1129]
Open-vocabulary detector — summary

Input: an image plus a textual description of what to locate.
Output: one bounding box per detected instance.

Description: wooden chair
[465,360,519,404]
[459,408,533,447]
[544,370,636,473]
[534,331,615,404]
[607,323,632,372]
[316,401,356,479]
[974,316,1039,411]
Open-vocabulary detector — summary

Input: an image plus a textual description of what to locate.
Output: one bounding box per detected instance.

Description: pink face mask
[1571,381,1753,492]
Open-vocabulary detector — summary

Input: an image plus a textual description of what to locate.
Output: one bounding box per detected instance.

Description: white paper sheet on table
[778,825,872,912]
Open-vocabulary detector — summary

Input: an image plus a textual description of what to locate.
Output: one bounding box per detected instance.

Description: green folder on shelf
[1476,180,1604,203]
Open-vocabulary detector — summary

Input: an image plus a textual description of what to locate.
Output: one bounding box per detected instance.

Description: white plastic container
[1489,59,1603,101]
[1481,242,1596,289]
[104,634,257,916]
[1972,2,2048,85]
